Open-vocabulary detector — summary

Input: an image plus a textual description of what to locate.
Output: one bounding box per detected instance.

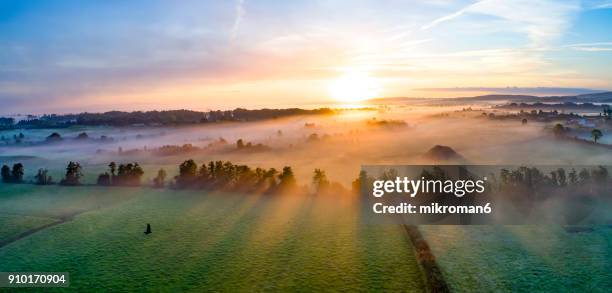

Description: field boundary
[402,225,450,293]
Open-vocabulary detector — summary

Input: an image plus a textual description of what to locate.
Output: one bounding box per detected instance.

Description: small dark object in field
[144,223,152,235]
[564,226,593,233]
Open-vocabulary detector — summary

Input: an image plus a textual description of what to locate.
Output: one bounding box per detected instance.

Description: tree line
[2,108,336,129]
[0,160,348,195]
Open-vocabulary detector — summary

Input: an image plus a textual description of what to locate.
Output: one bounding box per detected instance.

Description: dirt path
[0,212,80,249]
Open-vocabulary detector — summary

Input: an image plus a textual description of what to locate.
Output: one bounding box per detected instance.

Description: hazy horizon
[1,86,612,116]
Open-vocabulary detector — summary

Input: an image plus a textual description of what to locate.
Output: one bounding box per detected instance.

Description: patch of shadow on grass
[164,192,273,291]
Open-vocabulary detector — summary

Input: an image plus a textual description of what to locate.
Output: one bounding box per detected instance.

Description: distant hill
[369,91,612,105]
[452,92,612,103]
[572,91,612,102]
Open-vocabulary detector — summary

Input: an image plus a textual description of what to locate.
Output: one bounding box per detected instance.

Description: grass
[0,184,142,219]
[0,185,426,292]
[4,183,610,292]
[0,214,57,241]
[420,225,612,292]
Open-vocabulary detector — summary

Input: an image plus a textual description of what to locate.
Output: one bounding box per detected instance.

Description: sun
[328,71,380,104]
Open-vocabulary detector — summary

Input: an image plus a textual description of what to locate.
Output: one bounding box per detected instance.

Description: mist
[1,105,611,187]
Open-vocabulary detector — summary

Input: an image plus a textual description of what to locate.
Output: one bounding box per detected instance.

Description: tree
[11,163,24,183]
[312,168,330,192]
[277,166,297,190]
[236,139,245,149]
[109,162,117,177]
[591,129,603,143]
[114,162,144,186]
[352,170,372,194]
[1,165,11,183]
[76,132,89,140]
[556,168,567,187]
[591,166,609,184]
[307,133,319,142]
[603,105,612,120]
[552,123,565,138]
[60,161,82,186]
[97,172,111,186]
[35,168,53,185]
[568,168,577,185]
[153,169,167,188]
[46,132,63,142]
[262,168,278,191]
[578,168,591,184]
[176,159,198,188]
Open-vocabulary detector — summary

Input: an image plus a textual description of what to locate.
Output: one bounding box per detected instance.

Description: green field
[0,185,425,292]
[2,184,612,292]
[420,225,612,292]
[0,214,57,242]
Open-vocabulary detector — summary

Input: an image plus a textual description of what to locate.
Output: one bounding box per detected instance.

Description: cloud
[589,1,612,9]
[564,42,612,51]
[422,0,581,45]
[231,0,246,40]
[421,7,468,30]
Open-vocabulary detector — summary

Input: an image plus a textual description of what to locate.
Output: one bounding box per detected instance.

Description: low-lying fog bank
[1,105,611,186]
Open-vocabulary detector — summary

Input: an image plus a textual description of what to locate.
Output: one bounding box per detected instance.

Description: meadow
[0,185,426,292]
[420,225,612,292]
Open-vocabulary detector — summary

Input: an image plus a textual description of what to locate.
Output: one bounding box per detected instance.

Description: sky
[0,0,611,114]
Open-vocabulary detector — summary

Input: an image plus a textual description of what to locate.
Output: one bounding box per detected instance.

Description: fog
[1,105,611,186]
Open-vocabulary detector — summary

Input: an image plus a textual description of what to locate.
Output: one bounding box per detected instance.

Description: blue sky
[0,0,611,113]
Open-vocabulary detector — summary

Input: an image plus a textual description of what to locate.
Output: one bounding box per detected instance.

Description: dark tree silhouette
[552,123,566,138]
[578,168,591,184]
[307,133,319,142]
[1,165,12,183]
[176,159,198,188]
[97,172,111,186]
[46,132,63,142]
[591,129,603,143]
[60,161,83,186]
[153,169,167,188]
[109,162,117,178]
[76,132,89,140]
[11,163,24,183]
[351,170,372,194]
[278,166,297,190]
[115,163,144,186]
[262,168,278,191]
[312,168,330,192]
[603,105,612,120]
[35,168,53,185]
[568,168,578,185]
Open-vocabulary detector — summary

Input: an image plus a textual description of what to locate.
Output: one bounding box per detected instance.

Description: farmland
[420,225,612,292]
[0,185,425,292]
